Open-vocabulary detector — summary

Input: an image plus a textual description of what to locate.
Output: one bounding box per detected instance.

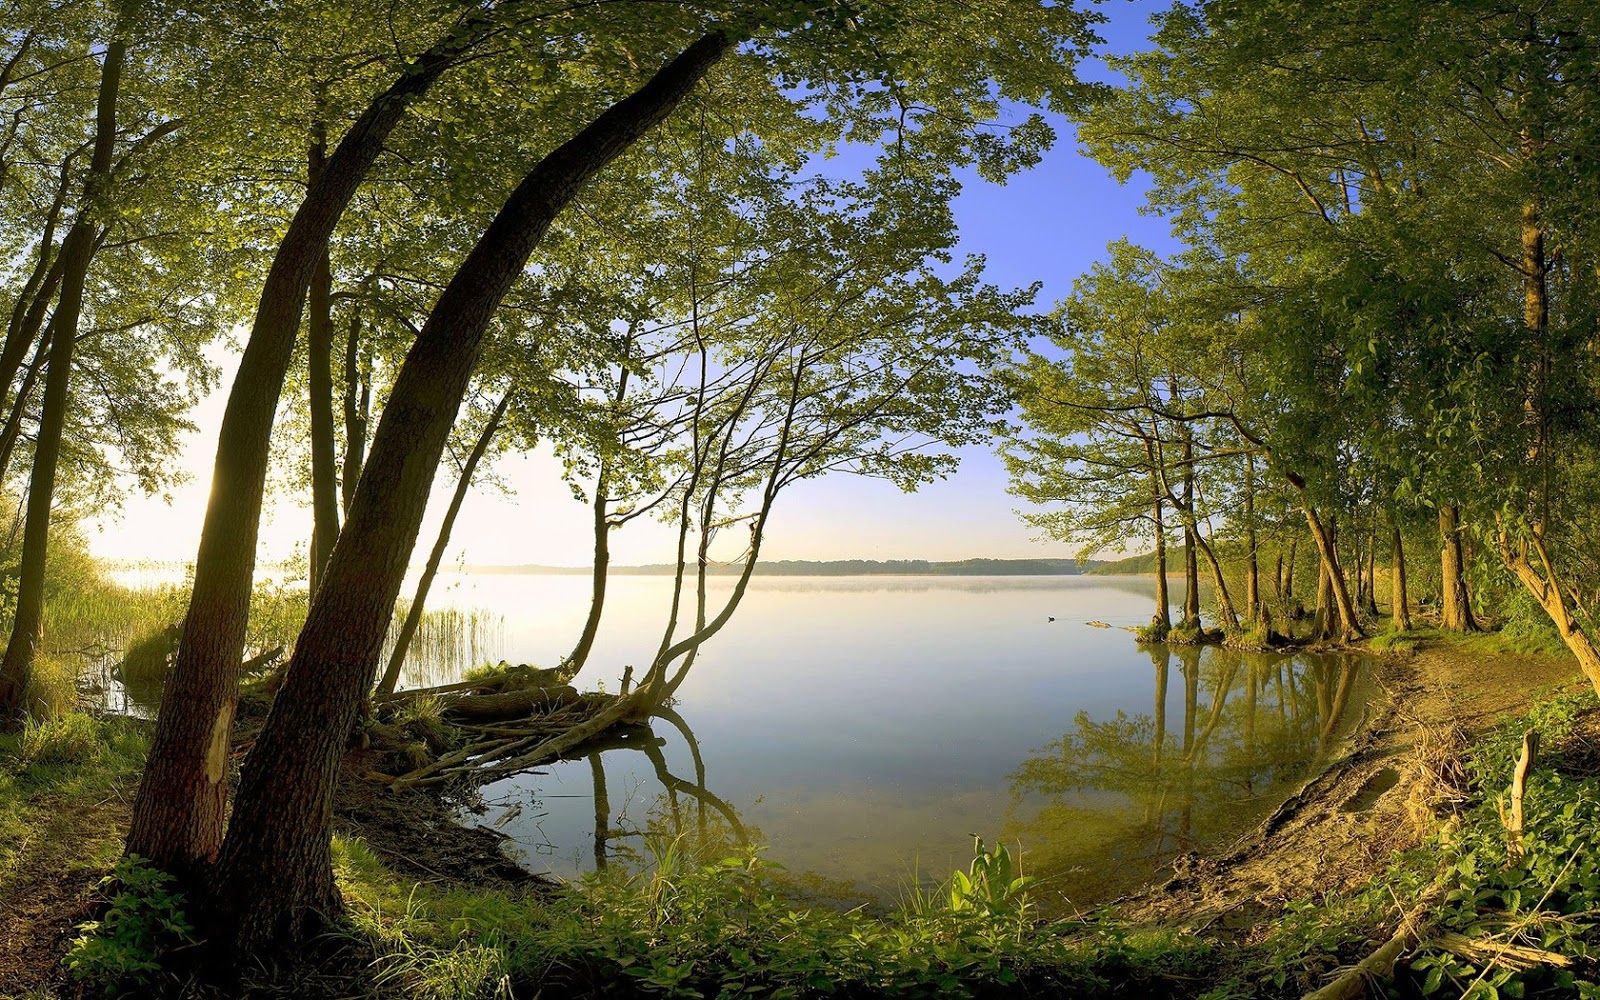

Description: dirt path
[1117,644,1581,932]
[0,795,130,994]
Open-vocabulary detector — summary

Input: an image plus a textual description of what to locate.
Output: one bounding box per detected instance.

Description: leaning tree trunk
[125,9,517,882]
[206,32,735,961]
[1438,505,1478,632]
[1391,522,1412,631]
[0,35,124,716]
[375,393,509,696]
[1296,493,1363,641]
[1194,530,1240,632]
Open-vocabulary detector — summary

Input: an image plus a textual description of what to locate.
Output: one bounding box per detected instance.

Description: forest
[4,0,1600,998]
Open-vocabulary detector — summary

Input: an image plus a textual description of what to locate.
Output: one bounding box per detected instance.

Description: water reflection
[479,705,750,876]
[1004,643,1367,907]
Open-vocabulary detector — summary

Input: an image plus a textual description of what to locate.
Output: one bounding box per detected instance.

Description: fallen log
[442,684,580,722]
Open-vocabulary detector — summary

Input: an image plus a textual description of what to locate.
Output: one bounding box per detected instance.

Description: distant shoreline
[466,557,1101,577]
[100,557,1101,578]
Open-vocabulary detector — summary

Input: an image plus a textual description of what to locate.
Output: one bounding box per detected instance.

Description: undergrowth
[333,833,1214,999]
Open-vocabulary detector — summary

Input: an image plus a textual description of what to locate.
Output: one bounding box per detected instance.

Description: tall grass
[381,606,506,689]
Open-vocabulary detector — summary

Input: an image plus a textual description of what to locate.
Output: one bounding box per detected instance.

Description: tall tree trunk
[206,33,734,960]
[1284,536,1299,611]
[1363,532,1378,617]
[1244,454,1259,621]
[1390,522,1412,631]
[1438,505,1478,632]
[564,464,611,678]
[1181,443,1200,628]
[126,10,512,880]
[306,131,341,595]
[340,300,368,516]
[1313,559,1334,641]
[0,35,124,715]
[1150,464,1170,631]
[567,364,632,677]
[376,394,508,696]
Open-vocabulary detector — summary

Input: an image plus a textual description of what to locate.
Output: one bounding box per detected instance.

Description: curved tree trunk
[0,35,125,716]
[1438,505,1478,632]
[564,465,611,679]
[341,300,368,516]
[206,33,735,960]
[1300,501,1363,641]
[376,393,509,696]
[1194,530,1239,632]
[125,10,514,881]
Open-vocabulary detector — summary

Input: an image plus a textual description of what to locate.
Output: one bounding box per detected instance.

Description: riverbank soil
[1117,642,1581,957]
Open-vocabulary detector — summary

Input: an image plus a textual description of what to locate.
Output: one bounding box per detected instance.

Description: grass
[0,713,150,900]
[329,832,1218,1000]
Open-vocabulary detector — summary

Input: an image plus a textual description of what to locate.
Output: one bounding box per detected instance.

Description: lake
[382,572,1374,911]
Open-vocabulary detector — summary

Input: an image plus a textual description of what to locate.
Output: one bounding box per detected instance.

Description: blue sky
[89,0,1184,567]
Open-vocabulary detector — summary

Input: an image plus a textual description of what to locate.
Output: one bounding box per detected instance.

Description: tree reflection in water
[1004,643,1367,909]
[582,707,749,873]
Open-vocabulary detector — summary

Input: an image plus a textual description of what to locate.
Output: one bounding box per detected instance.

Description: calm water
[384,573,1374,910]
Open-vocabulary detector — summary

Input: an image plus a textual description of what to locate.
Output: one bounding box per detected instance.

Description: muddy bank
[1111,644,1581,931]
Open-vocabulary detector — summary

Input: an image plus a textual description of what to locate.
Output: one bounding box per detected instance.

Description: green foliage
[65,855,194,992]
[947,837,1035,922]
[332,832,1212,1000]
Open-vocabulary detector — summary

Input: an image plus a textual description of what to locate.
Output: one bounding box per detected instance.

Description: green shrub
[65,855,194,992]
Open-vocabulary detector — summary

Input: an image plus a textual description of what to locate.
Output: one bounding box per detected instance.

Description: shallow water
[391,573,1374,910]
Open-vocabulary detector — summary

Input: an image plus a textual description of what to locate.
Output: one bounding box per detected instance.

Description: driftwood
[442,684,580,721]
[1430,931,1571,972]
[1499,731,1538,859]
[1303,881,1447,1000]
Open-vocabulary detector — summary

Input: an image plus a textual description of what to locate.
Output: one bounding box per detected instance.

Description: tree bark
[1300,500,1363,641]
[1195,530,1239,631]
[306,132,341,595]
[126,9,513,880]
[206,32,735,960]
[1181,441,1200,627]
[564,464,611,677]
[1438,505,1478,632]
[1390,523,1411,631]
[0,34,124,715]
[1151,471,1170,630]
[375,393,509,696]
[1244,454,1259,621]
[341,300,368,516]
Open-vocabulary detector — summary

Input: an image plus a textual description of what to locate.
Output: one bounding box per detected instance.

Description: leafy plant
[948,836,1034,921]
[65,855,194,991]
